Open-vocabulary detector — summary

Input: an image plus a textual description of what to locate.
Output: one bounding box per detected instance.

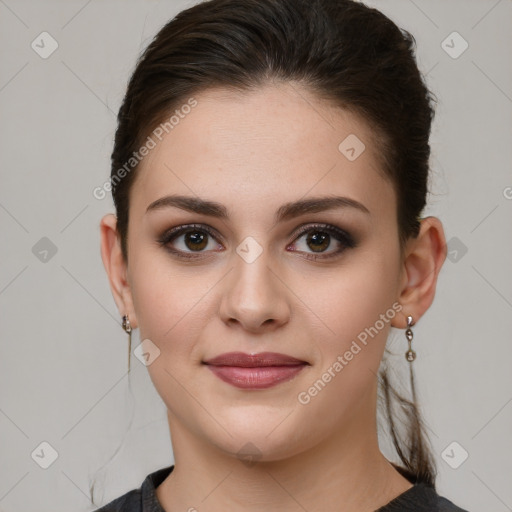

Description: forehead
[130,82,395,223]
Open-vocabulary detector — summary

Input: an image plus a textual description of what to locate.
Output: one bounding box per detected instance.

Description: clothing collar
[141,464,174,512]
[140,464,439,512]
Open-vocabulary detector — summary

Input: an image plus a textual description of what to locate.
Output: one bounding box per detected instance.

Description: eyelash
[157,223,356,261]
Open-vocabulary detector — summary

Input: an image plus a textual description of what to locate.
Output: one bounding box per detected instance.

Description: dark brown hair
[93,0,439,504]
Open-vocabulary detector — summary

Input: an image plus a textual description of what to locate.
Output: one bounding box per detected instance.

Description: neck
[156,391,413,512]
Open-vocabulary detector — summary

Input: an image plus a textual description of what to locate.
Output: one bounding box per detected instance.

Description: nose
[218,248,291,333]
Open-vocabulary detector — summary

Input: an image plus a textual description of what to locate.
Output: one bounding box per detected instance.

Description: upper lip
[203,351,308,367]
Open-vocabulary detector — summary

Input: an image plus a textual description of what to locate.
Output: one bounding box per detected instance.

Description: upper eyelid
[161,222,353,246]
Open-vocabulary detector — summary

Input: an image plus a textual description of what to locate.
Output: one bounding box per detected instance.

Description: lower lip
[205,364,307,389]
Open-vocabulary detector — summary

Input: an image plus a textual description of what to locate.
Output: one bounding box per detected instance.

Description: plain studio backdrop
[0,1,511,511]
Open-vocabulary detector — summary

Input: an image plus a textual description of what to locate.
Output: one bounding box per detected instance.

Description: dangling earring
[405,315,416,362]
[122,314,132,371]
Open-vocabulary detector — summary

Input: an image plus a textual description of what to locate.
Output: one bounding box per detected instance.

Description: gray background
[1,0,511,510]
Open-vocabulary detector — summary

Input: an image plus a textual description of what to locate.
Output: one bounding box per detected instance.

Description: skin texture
[100,82,446,512]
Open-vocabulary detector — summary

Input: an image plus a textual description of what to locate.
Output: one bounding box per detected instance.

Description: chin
[205,411,315,464]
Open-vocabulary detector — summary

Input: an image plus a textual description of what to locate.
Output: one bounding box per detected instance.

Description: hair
[93,0,439,504]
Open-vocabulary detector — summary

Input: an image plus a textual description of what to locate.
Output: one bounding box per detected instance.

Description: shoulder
[94,489,140,511]
[93,465,174,512]
[377,482,471,512]
[437,494,470,512]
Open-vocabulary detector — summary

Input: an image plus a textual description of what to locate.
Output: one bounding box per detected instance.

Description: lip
[203,351,309,389]
[204,351,307,367]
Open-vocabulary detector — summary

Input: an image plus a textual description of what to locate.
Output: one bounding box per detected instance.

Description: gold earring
[405,315,416,362]
[122,314,132,371]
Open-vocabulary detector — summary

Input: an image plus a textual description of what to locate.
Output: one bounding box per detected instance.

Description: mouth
[202,351,310,389]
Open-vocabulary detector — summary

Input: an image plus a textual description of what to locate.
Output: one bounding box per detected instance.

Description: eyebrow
[145,194,370,223]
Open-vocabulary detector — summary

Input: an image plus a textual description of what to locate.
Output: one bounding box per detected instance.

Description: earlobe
[392,216,446,328]
[99,214,138,329]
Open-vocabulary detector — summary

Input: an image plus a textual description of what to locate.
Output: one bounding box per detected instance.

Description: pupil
[186,231,207,250]
[308,232,329,252]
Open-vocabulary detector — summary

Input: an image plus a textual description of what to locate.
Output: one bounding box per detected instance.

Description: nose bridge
[219,239,289,330]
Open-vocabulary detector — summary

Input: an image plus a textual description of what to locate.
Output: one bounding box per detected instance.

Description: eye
[288,223,356,260]
[157,224,222,259]
[157,222,356,261]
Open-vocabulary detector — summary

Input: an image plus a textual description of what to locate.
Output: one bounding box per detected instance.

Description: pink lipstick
[203,351,308,389]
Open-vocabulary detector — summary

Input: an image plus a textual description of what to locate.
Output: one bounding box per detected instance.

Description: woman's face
[123,82,406,461]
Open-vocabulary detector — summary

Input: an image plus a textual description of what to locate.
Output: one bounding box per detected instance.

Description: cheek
[128,249,210,356]
[128,256,212,415]
[304,249,399,336]
[297,250,400,392]
[296,263,399,450]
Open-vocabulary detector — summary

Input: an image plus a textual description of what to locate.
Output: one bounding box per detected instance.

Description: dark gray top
[94,465,470,512]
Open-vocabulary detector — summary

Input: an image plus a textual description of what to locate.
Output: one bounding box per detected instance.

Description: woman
[95,0,469,510]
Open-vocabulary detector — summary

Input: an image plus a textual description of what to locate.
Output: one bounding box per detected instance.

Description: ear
[99,213,138,329]
[392,216,447,328]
